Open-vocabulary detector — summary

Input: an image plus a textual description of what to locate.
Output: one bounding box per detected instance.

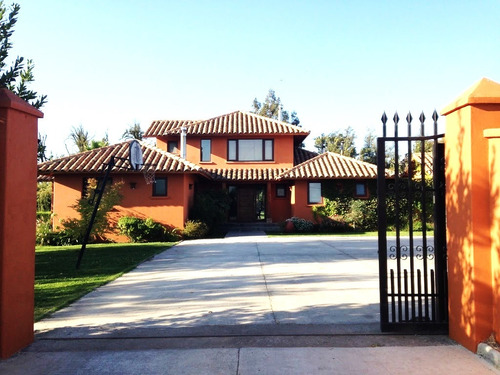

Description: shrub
[61,179,123,244]
[117,216,179,242]
[286,217,314,233]
[345,198,378,231]
[318,215,352,233]
[37,182,52,212]
[190,189,231,230]
[183,220,209,239]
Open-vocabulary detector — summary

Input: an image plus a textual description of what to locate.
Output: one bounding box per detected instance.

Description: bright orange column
[484,128,500,345]
[442,78,500,352]
[0,89,43,358]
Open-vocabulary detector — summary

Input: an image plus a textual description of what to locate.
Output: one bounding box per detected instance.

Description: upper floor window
[167,141,178,153]
[227,139,274,161]
[200,139,211,162]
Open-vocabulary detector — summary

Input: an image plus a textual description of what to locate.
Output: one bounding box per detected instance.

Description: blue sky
[10,0,500,156]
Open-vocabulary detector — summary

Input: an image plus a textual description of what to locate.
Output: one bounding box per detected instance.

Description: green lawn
[35,242,175,321]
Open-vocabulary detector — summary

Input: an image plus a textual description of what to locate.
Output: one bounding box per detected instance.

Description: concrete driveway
[8,235,500,375]
[35,234,380,337]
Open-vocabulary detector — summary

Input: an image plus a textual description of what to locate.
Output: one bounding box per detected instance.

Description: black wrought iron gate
[377,111,448,333]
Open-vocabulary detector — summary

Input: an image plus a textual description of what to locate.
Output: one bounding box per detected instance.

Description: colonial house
[38,111,380,241]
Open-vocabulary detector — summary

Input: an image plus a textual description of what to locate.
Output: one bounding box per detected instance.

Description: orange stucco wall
[52,173,196,242]
[0,89,43,358]
[157,134,295,169]
[52,175,83,229]
[290,180,320,221]
[443,78,500,352]
[268,183,292,222]
[485,129,500,344]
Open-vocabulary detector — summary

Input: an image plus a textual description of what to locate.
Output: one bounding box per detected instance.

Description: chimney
[180,126,187,159]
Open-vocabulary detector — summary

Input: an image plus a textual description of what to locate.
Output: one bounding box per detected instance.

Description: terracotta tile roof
[294,148,318,165]
[279,152,381,180]
[411,152,433,176]
[38,141,210,177]
[37,174,54,182]
[207,168,287,182]
[144,120,197,137]
[145,111,310,138]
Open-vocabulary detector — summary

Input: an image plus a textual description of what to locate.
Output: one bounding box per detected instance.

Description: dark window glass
[276,184,286,198]
[228,140,237,161]
[227,139,274,161]
[308,182,322,204]
[152,177,167,196]
[355,183,367,197]
[201,139,211,162]
[264,139,274,161]
[167,141,178,153]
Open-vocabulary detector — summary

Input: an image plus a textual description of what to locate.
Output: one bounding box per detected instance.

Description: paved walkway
[1,234,498,374]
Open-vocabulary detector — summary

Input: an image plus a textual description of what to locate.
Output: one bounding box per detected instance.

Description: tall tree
[358,131,377,164]
[0,2,47,160]
[251,89,300,126]
[69,125,91,153]
[122,122,143,140]
[314,126,357,157]
[0,2,46,108]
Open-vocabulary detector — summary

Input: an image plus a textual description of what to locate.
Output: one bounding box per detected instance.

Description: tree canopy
[122,122,143,140]
[251,89,300,126]
[0,2,46,108]
[314,126,357,157]
[68,125,109,153]
[358,131,377,164]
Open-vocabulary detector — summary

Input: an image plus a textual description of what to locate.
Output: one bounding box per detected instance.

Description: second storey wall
[157,135,296,168]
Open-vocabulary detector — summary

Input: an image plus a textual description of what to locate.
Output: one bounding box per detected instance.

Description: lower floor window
[308,182,322,204]
[355,182,367,197]
[153,177,167,196]
[276,184,286,198]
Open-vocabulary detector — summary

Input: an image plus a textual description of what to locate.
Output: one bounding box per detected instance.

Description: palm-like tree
[122,122,143,140]
[69,125,90,152]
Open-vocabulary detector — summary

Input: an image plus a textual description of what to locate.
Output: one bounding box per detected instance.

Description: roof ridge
[239,110,307,132]
[325,151,379,168]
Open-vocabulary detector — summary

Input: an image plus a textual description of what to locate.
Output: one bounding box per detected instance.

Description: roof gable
[279,152,381,179]
[145,111,310,137]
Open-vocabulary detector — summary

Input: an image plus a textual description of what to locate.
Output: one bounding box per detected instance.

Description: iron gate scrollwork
[377,111,448,333]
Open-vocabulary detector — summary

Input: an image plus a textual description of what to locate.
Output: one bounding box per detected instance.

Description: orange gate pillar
[484,128,500,346]
[442,78,500,352]
[0,89,43,358]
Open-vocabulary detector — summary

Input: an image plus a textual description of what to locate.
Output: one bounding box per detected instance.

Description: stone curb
[477,343,500,370]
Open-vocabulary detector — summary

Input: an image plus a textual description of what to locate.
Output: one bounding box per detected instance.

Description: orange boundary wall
[442,78,500,352]
[0,89,43,358]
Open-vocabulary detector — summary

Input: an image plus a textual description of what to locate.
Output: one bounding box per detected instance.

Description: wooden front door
[237,187,256,222]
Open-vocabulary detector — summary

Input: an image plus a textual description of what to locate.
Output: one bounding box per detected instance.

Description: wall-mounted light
[130,182,137,190]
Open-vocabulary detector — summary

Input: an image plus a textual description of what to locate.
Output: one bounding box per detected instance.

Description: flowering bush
[286,217,314,233]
